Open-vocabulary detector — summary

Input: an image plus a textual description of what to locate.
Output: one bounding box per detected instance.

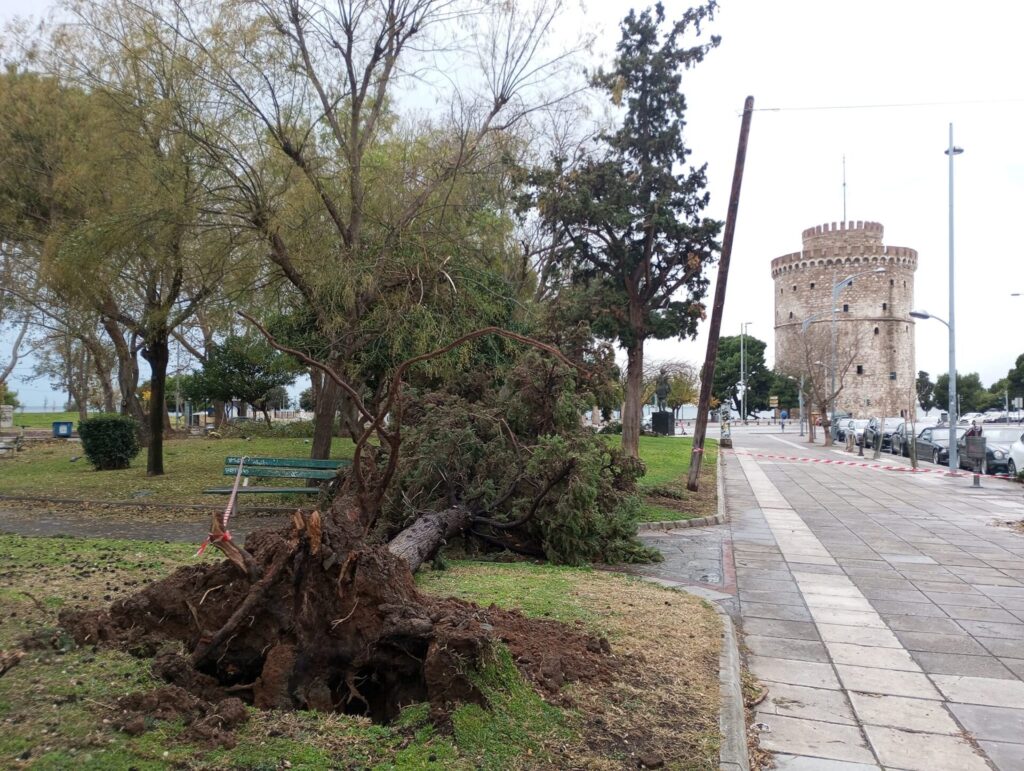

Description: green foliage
[934,372,998,414]
[713,335,772,412]
[1,388,19,408]
[78,414,141,470]
[386,350,658,566]
[186,335,299,413]
[1008,353,1024,401]
[917,371,936,413]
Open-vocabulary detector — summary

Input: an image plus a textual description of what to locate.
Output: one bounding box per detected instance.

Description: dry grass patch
[419,564,723,769]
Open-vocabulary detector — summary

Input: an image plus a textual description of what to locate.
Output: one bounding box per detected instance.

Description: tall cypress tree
[537,3,721,457]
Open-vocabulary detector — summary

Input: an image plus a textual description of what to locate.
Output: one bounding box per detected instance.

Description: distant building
[772,221,918,418]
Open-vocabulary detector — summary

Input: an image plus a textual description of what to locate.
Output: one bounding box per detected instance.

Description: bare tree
[781,324,862,447]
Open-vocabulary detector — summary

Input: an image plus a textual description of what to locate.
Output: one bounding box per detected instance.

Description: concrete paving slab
[770,755,880,770]
[978,741,1024,771]
[757,681,858,726]
[932,675,1024,708]
[835,665,941,700]
[894,631,987,654]
[741,602,813,622]
[741,617,821,641]
[753,713,876,764]
[911,650,1016,679]
[817,624,902,649]
[882,616,965,635]
[863,725,990,771]
[849,693,959,734]
[749,656,841,690]
[746,635,831,663]
[958,620,1024,640]
[825,643,919,671]
[809,608,888,628]
[947,702,1024,743]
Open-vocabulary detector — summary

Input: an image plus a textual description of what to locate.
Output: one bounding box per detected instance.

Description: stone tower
[771,221,918,418]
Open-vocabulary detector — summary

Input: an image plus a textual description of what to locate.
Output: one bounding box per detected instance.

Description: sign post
[965,435,986,488]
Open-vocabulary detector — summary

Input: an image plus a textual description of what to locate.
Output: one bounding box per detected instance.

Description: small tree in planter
[78,414,141,470]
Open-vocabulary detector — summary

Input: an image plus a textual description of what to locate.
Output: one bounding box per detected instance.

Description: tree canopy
[535,2,721,456]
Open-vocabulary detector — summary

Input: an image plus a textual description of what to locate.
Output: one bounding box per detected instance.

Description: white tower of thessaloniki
[772,221,918,418]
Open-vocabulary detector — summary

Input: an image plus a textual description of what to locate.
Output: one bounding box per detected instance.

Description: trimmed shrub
[79,414,141,470]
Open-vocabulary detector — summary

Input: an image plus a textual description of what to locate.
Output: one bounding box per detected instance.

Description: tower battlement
[772,220,918,419]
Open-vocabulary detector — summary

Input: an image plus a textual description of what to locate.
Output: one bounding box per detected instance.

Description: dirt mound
[114,686,248,748]
[59,506,613,741]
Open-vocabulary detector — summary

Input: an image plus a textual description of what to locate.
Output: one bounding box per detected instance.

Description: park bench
[203,456,352,495]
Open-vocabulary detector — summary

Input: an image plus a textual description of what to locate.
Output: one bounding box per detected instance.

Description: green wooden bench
[203,456,352,495]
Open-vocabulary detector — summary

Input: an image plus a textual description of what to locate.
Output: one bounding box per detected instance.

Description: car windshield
[852,420,869,428]
[983,428,1024,443]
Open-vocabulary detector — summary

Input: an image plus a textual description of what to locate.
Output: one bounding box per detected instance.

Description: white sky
[4,0,1024,406]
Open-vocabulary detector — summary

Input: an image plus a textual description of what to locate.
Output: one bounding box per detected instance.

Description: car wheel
[932,449,940,464]
[1010,459,1018,477]
[890,440,899,455]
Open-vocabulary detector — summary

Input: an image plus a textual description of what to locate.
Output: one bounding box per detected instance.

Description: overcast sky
[4,0,1024,407]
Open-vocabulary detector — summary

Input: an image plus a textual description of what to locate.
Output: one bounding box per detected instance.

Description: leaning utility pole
[687,96,754,492]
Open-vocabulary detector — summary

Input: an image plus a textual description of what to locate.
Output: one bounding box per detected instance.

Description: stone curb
[637,446,729,531]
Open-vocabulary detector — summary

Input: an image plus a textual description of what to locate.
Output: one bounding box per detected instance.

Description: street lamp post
[909,309,958,472]
[945,124,963,473]
[829,268,885,437]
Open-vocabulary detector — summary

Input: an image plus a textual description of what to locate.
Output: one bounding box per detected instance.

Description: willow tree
[156,0,587,459]
[535,3,721,457]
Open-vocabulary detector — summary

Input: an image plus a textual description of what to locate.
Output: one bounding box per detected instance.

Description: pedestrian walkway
[729,430,1024,770]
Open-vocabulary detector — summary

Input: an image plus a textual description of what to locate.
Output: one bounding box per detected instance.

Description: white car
[1010,430,1024,478]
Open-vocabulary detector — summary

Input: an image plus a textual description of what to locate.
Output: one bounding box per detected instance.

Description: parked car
[1010,431,1024,478]
[890,422,913,456]
[958,412,984,426]
[835,418,868,445]
[913,425,966,465]
[863,417,904,451]
[956,426,1023,475]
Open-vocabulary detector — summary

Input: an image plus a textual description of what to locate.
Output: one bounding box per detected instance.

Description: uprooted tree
[60,317,656,730]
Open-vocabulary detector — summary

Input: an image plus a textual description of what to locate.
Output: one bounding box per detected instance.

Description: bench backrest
[225,456,350,470]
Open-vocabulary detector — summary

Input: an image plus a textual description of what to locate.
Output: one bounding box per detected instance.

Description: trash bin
[52,421,73,438]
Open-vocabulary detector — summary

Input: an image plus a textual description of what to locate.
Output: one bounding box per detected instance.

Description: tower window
[792,285,797,291]
[890,279,895,286]
[856,365,864,375]
[789,311,794,319]
[882,302,888,311]
[874,327,879,335]
[843,304,849,312]
[780,288,784,295]
[810,282,815,289]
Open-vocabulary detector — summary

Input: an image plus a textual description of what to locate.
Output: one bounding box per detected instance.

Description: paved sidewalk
[729,429,1024,770]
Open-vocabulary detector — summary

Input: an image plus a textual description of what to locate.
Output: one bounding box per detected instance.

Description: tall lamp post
[740,321,752,422]
[830,268,886,437]
[909,309,958,472]
[944,124,963,472]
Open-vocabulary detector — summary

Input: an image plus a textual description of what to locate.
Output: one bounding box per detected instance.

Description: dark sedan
[864,417,904,451]
[957,427,1021,475]
[914,426,966,465]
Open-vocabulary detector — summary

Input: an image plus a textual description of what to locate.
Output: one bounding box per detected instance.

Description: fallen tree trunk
[387,505,474,573]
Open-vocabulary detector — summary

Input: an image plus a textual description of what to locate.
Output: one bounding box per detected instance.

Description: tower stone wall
[772,221,918,418]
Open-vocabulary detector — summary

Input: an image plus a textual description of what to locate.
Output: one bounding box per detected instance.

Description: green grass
[602,436,719,523]
[5,411,81,430]
[0,534,721,770]
[0,436,355,506]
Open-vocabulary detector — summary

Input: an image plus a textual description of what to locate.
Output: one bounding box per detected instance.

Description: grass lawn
[2,433,717,526]
[0,534,722,770]
[0,436,356,507]
[603,436,719,523]
[4,411,81,430]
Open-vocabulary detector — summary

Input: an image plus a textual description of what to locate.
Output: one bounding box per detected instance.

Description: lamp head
[909,309,931,320]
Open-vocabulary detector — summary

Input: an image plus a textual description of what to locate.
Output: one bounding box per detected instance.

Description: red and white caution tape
[197,455,248,555]
[728,449,1017,481]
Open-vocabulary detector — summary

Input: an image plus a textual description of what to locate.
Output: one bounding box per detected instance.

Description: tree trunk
[622,337,645,458]
[213,399,226,428]
[388,505,474,573]
[141,334,169,476]
[103,319,147,441]
[262,407,272,426]
[311,377,340,460]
